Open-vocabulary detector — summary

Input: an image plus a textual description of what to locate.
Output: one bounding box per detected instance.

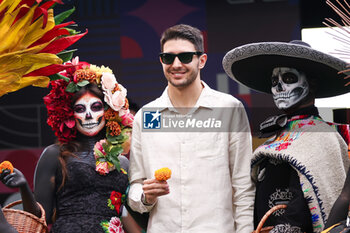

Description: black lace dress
[51,137,129,233]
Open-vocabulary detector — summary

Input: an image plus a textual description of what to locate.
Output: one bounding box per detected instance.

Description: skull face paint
[73,92,105,136]
[271,67,309,109]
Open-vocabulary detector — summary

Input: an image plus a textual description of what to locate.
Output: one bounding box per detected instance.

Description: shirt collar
[156,81,214,113]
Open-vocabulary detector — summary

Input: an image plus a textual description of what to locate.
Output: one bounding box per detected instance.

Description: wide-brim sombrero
[222,41,350,98]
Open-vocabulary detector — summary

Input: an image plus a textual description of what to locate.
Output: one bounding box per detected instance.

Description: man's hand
[0,168,27,188]
[142,179,169,205]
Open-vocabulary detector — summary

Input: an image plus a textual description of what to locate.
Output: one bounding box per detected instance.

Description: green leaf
[100,221,109,232]
[77,80,90,87]
[57,49,77,62]
[110,145,123,156]
[65,82,79,93]
[109,154,121,168]
[49,73,70,82]
[107,133,125,144]
[65,27,80,36]
[101,142,110,154]
[54,7,75,25]
[107,199,115,210]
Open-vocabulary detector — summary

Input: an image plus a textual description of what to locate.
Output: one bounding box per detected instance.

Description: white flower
[104,84,127,112]
[101,72,117,90]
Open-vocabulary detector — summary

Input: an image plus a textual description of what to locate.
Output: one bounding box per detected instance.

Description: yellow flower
[90,64,113,75]
[89,65,113,84]
[154,167,171,181]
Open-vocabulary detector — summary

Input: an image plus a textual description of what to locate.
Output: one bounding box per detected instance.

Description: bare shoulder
[36,144,60,170]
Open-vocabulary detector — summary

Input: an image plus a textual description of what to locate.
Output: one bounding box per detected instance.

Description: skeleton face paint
[271,67,309,109]
[73,92,105,136]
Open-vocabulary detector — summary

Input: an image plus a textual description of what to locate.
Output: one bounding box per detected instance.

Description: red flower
[44,79,76,143]
[110,191,123,215]
[59,57,90,81]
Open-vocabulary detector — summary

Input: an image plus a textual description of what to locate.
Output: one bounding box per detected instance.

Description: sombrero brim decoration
[222,41,350,98]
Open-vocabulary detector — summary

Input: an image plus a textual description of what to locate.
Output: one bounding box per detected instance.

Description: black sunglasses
[159,52,203,64]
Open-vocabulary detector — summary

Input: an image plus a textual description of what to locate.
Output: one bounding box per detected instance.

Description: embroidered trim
[268,188,293,216]
[270,224,303,233]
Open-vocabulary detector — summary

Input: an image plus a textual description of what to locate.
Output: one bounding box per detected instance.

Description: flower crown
[44,57,134,175]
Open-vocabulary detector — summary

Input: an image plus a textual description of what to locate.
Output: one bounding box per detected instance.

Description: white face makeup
[73,92,105,136]
[271,67,309,109]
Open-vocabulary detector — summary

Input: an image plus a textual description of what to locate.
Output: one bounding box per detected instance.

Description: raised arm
[33,144,60,224]
[0,168,41,217]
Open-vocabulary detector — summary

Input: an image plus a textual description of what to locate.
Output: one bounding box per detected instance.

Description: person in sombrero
[223,40,350,233]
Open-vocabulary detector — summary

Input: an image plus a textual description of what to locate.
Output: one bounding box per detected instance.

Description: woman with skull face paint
[223,41,350,233]
[0,0,88,232]
[1,59,137,233]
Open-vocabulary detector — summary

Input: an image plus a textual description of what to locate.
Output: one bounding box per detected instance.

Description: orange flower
[104,108,119,121]
[106,121,122,136]
[154,167,171,181]
[74,69,98,83]
[0,161,14,174]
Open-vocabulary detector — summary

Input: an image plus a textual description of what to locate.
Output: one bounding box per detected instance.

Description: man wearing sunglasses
[128,24,255,233]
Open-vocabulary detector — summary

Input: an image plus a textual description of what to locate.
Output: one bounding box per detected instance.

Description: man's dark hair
[160,24,204,52]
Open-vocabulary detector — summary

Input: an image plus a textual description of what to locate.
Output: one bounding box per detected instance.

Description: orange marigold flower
[106,121,121,136]
[0,161,14,174]
[75,69,98,83]
[105,108,119,121]
[154,167,171,181]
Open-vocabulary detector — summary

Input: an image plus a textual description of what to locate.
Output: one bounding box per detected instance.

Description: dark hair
[58,83,104,190]
[71,83,104,104]
[160,24,204,52]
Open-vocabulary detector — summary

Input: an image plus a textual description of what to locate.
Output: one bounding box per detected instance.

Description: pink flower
[96,161,109,175]
[104,84,127,112]
[94,139,107,159]
[101,73,117,90]
[108,217,124,233]
[121,112,134,127]
[118,108,129,117]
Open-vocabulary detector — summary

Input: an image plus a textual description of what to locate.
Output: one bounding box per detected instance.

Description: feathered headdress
[0,0,87,97]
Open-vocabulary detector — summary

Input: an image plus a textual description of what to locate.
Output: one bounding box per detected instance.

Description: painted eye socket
[282,72,298,84]
[91,101,103,112]
[74,104,86,113]
[271,76,278,87]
